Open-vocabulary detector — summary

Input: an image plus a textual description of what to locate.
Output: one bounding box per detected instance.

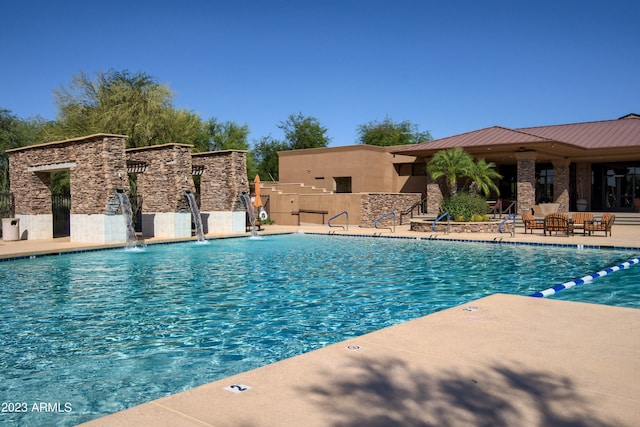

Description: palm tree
[426,147,473,196]
[466,158,502,197]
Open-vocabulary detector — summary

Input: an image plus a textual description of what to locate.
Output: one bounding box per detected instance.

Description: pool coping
[2,226,640,262]
[78,293,640,426]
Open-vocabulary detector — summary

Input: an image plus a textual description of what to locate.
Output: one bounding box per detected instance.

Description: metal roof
[391,116,640,159]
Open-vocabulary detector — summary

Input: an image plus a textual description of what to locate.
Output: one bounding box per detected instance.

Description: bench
[291,209,329,225]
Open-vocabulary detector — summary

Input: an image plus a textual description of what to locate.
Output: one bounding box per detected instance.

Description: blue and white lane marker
[530,257,640,298]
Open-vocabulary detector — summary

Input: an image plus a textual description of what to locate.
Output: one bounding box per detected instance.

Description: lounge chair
[544,213,572,236]
[570,212,593,235]
[585,213,615,236]
[522,213,544,234]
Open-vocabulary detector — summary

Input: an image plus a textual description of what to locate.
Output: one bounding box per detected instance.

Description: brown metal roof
[391,116,640,159]
[518,117,640,149]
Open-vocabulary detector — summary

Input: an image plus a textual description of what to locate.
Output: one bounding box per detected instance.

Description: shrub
[441,193,488,222]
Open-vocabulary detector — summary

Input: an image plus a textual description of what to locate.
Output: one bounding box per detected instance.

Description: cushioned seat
[544,213,572,236]
[585,213,615,237]
[570,212,593,235]
[522,213,544,234]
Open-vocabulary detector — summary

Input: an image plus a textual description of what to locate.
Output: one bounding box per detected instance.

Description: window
[412,163,427,176]
[334,177,352,193]
[536,165,554,203]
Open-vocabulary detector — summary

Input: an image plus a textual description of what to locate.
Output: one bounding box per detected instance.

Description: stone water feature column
[515,151,537,216]
[126,144,195,239]
[8,134,131,243]
[192,150,249,234]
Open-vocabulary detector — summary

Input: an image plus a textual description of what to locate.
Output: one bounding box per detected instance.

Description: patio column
[552,159,570,213]
[515,151,537,216]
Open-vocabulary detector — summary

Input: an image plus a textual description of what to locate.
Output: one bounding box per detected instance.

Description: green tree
[426,147,474,196]
[253,136,288,181]
[466,158,502,197]
[49,70,203,148]
[357,116,432,146]
[201,118,250,151]
[278,113,331,149]
[0,109,49,191]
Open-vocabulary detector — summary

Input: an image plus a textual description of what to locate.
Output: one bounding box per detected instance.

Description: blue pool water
[1,233,639,426]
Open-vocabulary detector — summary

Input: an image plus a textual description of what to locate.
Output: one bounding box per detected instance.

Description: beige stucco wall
[278,144,425,194]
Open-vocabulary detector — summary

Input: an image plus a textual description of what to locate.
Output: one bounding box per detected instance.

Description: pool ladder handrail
[498,213,517,237]
[328,211,349,231]
[431,212,450,234]
[374,211,396,233]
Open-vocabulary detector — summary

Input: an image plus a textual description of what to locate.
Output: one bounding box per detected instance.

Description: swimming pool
[1,233,639,426]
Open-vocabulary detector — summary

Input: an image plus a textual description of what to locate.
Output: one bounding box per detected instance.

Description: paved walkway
[2,225,640,426]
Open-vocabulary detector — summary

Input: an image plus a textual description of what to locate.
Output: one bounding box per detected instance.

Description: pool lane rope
[530,256,640,298]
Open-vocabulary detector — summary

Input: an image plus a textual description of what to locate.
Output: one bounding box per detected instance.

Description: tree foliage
[278,113,331,150]
[426,147,473,196]
[0,109,49,191]
[357,117,432,146]
[49,70,203,148]
[201,118,250,152]
[427,147,501,198]
[466,158,502,197]
[252,136,288,181]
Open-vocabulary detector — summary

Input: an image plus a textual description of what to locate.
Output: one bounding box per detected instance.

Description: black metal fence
[52,192,71,237]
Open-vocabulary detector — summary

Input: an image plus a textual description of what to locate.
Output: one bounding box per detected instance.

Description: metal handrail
[399,198,425,225]
[374,211,396,233]
[328,211,349,230]
[489,199,517,218]
[499,213,517,237]
[431,212,450,233]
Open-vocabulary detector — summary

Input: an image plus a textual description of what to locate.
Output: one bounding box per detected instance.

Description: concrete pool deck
[2,224,640,426]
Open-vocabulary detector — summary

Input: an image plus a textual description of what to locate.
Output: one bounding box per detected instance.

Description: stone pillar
[192,150,249,234]
[425,174,443,215]
[69,135,130,243]
[515,151,537,216]
[126,144,195,239]
[552,159,570,213]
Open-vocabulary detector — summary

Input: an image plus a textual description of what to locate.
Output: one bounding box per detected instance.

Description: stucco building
[277,115,640,217]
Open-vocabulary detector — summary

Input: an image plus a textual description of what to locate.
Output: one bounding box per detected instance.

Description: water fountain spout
[116,190,138,248]
[185,191,205,241]
[239,192,258,237]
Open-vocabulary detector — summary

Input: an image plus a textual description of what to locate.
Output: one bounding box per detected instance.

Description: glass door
[605,167,639,210]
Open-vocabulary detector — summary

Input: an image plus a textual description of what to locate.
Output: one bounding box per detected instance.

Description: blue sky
[1,0,638,146]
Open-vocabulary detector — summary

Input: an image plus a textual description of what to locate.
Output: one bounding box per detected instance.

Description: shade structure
[253,175,262,208]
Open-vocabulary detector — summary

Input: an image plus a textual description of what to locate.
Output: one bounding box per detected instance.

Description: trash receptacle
[2,218,20,241]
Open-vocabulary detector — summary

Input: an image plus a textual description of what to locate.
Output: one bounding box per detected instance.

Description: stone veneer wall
[8,134,129,215]
[425,175,443,215]
[126,144,195,213]
[360,193,421,227]
[411,219,514,234]
[516,153,536,216]
[192,150,248,211]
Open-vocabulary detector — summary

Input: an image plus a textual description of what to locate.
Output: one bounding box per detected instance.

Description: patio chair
[544,213,572,236]
[584,213,615,237]
[570,212,593,235]
[522,213,544,234]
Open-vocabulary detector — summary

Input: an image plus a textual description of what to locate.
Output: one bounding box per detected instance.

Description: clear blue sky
[1,0,638,146]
